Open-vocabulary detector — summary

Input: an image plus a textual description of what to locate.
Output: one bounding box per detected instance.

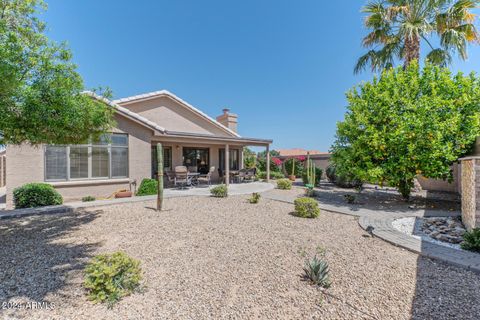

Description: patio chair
[164,171,175,187]
[244,168,257,182]
[234,169,247,183]
[174,166,191,189]
[197,166,215,186]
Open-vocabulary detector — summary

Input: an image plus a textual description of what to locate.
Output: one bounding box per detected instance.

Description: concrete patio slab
[0,182,274,219]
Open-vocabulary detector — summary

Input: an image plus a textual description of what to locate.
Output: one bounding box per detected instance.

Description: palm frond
[425,48,452,66]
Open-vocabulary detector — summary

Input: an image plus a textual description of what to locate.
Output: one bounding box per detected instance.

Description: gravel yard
[1,194,479,319]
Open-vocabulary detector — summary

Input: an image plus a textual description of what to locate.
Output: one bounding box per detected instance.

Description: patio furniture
[187,166,198,173]
[188,172,201,186]
[234,169,247,183]
[244,168,256,182]
[164,171,175,187]
[174,166,192,188]
[197,166,215,186]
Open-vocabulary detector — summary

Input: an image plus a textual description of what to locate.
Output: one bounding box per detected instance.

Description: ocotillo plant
[156,143,164,211]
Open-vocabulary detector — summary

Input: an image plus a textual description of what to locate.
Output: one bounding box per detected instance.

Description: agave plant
[303,255,331,288]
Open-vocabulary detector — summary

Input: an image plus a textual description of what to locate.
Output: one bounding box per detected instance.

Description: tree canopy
[355,0,479,73]
[332,62,480,198]
[0,0,114,145]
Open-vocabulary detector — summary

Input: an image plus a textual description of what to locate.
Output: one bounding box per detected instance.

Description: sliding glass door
[183,148,209,174]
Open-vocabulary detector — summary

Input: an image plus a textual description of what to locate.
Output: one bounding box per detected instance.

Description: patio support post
[224,144,230,187]
[266,144,270,182]
[225,144,230,186]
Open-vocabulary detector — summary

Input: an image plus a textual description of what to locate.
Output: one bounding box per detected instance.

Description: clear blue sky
[43,0,480,151]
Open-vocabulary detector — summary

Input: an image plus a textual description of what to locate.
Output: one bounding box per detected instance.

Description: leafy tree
[0,0,114,145]
[332,62,480,199]
[243,147,256,168]
[256,149,281,172]
[355,0,479,73]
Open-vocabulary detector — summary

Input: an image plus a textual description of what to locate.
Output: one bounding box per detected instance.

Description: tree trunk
[398,178,413,201]
[156,143,164,211]
[404,34,420,68]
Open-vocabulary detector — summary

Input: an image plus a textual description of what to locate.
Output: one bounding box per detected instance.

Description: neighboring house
[4,90,272,208]
[276,148,331,178]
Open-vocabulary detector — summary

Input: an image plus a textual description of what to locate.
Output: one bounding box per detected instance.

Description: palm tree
[355,0,479,73]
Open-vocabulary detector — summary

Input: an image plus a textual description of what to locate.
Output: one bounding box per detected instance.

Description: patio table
[188,172,201,186]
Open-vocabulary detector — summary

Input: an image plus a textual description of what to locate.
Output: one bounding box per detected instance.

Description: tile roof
[277,148,330,157]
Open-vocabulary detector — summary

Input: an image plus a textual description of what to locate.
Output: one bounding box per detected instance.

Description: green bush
[84,252,142,306]
[461,228,480,252]
[324,165,362,189]
[325,165,336,183]
[13,183,63,208]
[277,178,292,190]
[294,197,320,218]
[211,184,228,197]
[248,192,261,204]
[344,194,356,204]
[82,196,96,202]
[136,178,158,196]
[302,168,323,186]
[257,171,285,180]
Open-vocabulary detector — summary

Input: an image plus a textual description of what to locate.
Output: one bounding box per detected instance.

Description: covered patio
[151,132,272,188]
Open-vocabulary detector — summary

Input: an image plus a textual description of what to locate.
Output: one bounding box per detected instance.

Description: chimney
[216,108,238,133]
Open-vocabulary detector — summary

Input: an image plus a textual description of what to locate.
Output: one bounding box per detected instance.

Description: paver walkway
[263,187,480,274]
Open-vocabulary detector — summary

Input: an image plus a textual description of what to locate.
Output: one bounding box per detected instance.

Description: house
[4,90,272,208]
[276,148,331,178]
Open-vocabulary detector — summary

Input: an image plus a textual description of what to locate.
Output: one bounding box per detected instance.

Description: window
[219,149,240,171]
[183,148,209,173]
[45,133,128,181]
[45,146,68,180]
[151,146,172,178]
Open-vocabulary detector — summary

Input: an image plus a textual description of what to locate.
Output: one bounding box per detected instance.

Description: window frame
[44,133,129,182]
[219,148,240,171]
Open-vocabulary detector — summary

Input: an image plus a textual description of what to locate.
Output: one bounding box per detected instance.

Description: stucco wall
[5,114,153,208]
[120,96,231,137]
[417,163,461,194]
[0,152,5,187]
[460,159,478,230]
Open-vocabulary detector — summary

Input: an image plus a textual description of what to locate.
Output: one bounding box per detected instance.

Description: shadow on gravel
[0,209,102,307]
[411,254,480,319]
[312,182,460,215]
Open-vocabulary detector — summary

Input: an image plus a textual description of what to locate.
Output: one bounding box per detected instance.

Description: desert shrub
[284,158,304,177]
[84,252,142,307]
[257,171,285,180]
[82,196,96,202]
[277,178,292,190]
[210,184,228,197]
[324,165,362,188]
[325,165,336,183]
[303,255,331,288]
[302,168,323,186]
[136,178,158,196]
[13,183,63,208]
[344,194,356,204]
[461,228,480,252]
[248,192,261,204]
[294,197,320,218]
